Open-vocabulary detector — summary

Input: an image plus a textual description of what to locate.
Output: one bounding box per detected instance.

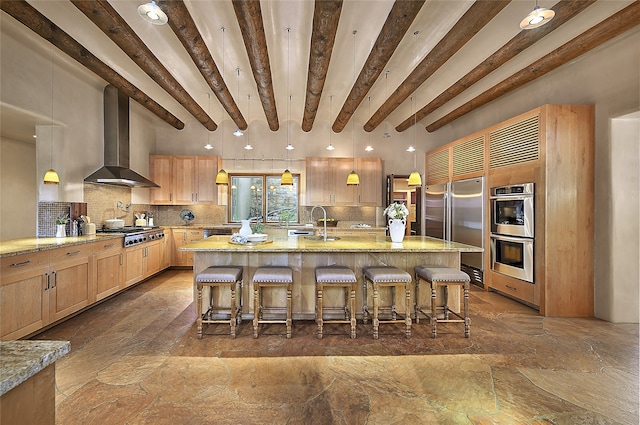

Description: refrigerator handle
[443,188,450,241]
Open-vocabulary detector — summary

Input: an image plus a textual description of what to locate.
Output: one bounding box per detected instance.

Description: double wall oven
[490,183,535,283]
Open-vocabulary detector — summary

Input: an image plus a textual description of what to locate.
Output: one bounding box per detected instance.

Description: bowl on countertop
[104,219,125,229]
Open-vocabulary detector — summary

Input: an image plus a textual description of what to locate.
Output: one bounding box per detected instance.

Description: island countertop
[181,235,483,253]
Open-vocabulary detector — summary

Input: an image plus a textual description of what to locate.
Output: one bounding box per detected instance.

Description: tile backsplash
[37,201,71,236]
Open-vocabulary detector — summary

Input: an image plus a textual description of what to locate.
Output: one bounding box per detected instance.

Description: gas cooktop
[97,226,160,234]
[97,226,164,247]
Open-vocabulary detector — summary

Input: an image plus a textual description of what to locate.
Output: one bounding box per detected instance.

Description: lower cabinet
[48,244,93,322]
[124,240,162,287]
[93,240,124,301]
[171,228,203,267]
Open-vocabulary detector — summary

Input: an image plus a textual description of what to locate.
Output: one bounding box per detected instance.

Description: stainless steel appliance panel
[490,233,534,283]
[451,178,485,271]
[425,183,449,240]
[490,183,535,238]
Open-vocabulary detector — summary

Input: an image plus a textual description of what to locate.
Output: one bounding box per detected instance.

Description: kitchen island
[182,235,482,320]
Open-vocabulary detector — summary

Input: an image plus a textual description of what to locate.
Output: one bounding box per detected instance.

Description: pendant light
[215,27,228,185]
[233,67,244,137]
[204,92,214,150]
[43,47,59,185]
[326,95,335,151]
[520,0,555,29]
[407,32,422,187]
[382,70,391,138]
[137,1,167,25]
[281,28,294,186]
[346,30,359,186]
[365,96,373,152]
[244,94,253,150]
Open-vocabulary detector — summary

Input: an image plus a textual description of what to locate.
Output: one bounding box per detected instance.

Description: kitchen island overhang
[181,235,483,321]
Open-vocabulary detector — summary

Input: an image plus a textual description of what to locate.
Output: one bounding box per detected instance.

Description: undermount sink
[303,236,341,241]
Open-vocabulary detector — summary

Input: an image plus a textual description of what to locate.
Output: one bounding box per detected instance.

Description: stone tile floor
[35,270,639,424]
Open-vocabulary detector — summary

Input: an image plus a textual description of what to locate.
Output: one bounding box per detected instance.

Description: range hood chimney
[84,85,159,188]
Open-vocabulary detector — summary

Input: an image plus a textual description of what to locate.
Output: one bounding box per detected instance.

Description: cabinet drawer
[489,271,535,305]
[92,239,123,254]
[1,251,49,276]
[49,244,93,263]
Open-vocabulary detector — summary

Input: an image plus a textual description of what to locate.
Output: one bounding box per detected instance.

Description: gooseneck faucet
[310,205,327,241]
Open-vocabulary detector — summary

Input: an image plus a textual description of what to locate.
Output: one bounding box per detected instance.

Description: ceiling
[1,0,637,144]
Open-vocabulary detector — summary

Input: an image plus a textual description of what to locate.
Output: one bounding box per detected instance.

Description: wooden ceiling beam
[71,0,216,131]
[395,0,596,133]
[301,1,343,133]
[426,1,640,132]
[363,0,511,133]
[157,0,247,132]
[0,0,185,130]
[332,0,425,133]
[232,0,279,131]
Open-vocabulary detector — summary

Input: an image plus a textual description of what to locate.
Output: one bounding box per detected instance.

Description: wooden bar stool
[362,266,412,339]
[414,265,470,338]
[315,265,357,339]
[252,266,293,338]
[195,266,243,339]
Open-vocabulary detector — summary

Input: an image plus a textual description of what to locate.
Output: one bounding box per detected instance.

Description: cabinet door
[161,231,172,269]
[356,158,382,206]
[149,155,174,204]
[144,241,162,277]
[332,158,357,205]
[124,245,145,287]
[49,246,93,322]
[306,158,333,205]
[0,252,50,340]
[195,156,217,204]
[173,156,196,204]
[94,241,124,301]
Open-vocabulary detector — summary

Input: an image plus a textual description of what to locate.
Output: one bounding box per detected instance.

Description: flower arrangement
[383,202,409,220]
[55,213,69,225]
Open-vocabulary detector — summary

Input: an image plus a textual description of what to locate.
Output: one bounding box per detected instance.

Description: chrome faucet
[310,205,327,241]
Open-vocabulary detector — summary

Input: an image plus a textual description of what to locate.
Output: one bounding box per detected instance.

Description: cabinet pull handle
[10,259,31,267]
[505,285,517,292]
[51,271,57,289]
[104,243,115,248]
[66,250,81,256]
[170,193,172,202]
[120,253,124,265]
[44,272,50,290]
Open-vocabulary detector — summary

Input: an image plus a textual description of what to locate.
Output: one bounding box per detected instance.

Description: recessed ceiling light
[138,1,168,25]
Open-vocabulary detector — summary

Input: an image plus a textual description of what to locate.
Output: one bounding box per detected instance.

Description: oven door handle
[490,233,533,243]
[490,195,532,201]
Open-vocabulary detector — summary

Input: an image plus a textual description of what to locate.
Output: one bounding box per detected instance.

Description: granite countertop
[181,235,483,253]
[0,234,123,258]
[0,340,70,396]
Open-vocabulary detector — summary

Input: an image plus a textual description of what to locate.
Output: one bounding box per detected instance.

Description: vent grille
[489,115,539,169]
[426,149,449,182]
[453,135,484,177]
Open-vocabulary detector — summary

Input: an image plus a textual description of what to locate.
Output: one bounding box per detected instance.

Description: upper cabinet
[306,157,382,206]
[149,155,218,205]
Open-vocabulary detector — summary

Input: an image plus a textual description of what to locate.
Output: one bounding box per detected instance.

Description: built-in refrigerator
[425,177,485,287]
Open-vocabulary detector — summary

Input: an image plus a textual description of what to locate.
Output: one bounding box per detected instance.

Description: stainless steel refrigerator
[425,177,485,287]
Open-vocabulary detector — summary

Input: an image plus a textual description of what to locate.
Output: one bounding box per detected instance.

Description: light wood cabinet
[93,240,124,301]
[171,228,203,267]
[306,157,382,206]
[47,245,93,322]
[149,155,218,205]
[124,240,162,287]
[0,251,50,340]
[161,230,172,270]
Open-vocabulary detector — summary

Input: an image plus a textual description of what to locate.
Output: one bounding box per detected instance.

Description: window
[229,174,299,223]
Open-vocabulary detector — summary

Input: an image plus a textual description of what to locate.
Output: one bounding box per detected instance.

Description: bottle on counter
[71,220,78,237]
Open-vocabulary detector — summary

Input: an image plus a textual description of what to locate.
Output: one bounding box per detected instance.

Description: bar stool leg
[362,277,369,324]
[253,285,259,338]
[405,281,412,338]
[229,284,237,338]
[430,282,438,338]
[464,282,470,338]
[391,285,397,321]
[286,285,292,339]
[350,286,357,339]
[196,283,203,339]
[317,283,323,339]
[414,274,420,324]
[372,283,380,340]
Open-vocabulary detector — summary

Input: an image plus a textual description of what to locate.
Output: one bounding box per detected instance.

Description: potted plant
[55,213,69,238]
[383,202,409,243]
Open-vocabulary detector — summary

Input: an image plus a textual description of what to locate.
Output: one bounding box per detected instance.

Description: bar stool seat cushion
[316,266,357,283]
[196,266,243,283]
[253,267,293,283]
[363,266,412,283]
[414,265,470,282]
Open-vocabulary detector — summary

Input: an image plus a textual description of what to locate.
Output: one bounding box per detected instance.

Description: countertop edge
[0,340,70,396]
[0,234,123,258]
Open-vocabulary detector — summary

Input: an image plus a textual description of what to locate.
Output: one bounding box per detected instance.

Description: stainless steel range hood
[84,85,159,188]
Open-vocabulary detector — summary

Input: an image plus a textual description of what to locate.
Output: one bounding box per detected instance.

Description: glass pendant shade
[408,171,422,187]
[215,169,229,185]
[43,169,60,185]
[520,6,555,29]
[281,169,293,186]
[346,170,360,186]
[137,1,168,25]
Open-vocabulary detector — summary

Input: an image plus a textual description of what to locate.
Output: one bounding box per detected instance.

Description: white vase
[56,224,67,238]
[239,220,252,237]
[388,218,406,243]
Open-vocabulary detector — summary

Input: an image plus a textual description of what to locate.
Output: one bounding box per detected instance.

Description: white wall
[0,137,36,240]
